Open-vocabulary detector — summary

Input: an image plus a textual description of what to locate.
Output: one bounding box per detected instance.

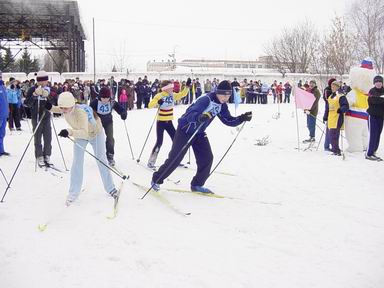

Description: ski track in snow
[0,103,383,288]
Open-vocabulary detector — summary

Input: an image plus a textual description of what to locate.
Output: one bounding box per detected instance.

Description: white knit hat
[58,92,76,108]
[36,70,49,82]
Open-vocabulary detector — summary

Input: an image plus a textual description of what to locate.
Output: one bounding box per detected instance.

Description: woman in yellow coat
[323,81,349,156]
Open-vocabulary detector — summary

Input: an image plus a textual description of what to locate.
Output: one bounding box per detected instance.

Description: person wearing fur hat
[0,71,10,156]
[151,80,252,194]
[146,78,191,168]
[365,75,384,161]
[48,92,119,205]
[323,81,349,156]
[90,86,127,166]
[25,70,53,167]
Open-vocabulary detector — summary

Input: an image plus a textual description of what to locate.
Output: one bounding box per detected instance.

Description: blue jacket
[178,92,242,135]
[7,87,21,104]
[0,82,9,119]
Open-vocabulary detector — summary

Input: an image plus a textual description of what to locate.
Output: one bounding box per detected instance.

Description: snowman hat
[360,58,374,70]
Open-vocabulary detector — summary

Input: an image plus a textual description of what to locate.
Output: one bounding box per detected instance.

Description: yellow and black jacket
[148,87,189,121]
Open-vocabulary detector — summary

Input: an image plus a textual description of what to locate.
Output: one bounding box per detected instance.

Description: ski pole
[208,121,246,178]
[187,148,191,165]
[1,111,47,202]
[123,120,135,160]
[316,124,326,151]
[136,106,160,163]
[0,168,9,186]
[51,117,69,171]
[141,122,204,200]
[67,137,128,180]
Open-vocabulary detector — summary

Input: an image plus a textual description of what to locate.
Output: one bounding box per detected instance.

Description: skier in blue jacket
[151,80,252,193]
[0,72,10,156]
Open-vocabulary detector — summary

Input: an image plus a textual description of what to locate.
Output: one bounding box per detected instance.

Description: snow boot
[37,156,45,167]
[302,137,315,143]
[191,185,213,194]
[151,181,160,192]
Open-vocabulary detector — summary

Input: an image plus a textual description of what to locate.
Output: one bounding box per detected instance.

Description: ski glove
[197,112,212,123]
[158,98,164,105]
[45,101,52,111]
[239,111,252,122]
[58,129,69,138]
[186,78,192,87]
[121,112,127,120]
[337,108,342,114]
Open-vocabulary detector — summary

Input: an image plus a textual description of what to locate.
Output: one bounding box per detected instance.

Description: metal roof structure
[0,0,86,72]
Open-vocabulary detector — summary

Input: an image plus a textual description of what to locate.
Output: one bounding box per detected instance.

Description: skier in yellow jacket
[147,78,191,168]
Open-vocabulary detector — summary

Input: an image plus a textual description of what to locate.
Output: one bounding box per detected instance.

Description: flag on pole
[234,87,241,109]
[294,87,315,110]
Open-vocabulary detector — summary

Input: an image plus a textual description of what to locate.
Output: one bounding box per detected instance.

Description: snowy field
[0,102,383,288]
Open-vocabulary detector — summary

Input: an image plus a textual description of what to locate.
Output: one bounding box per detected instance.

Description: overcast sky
[76,0,351,72]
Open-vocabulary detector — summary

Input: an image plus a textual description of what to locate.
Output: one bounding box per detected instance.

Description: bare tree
[265,20,319,74]
[323,16,355,76]
[42,50,68,73]
[349,0,384,73]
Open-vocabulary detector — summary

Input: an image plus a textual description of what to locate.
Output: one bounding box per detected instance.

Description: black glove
[239,111,252,122]
[10,84,15,89]
[337,108,341,114]
[186,78,192,87]
[58,129,69,138]
[158,98,164,105]
[121,112,127,120]
[45,101,52,110]
[16,84,20,89]
[197,112,212,123]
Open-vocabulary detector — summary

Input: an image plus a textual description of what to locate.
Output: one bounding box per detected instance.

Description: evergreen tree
[0,51,4,71]
[2,48,15,72]
[17,49,39,74]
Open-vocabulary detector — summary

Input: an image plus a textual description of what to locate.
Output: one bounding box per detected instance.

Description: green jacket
[309,87,321,116]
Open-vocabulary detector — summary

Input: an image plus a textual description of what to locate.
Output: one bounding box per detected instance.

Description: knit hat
[360,58,374,70]
[327,77,337,87]
[99,87,111,98]
[36,70,49,82]
[58,92,76,108]
[373,75,383,84]
[331,80,341,88]
[216,80,232,96]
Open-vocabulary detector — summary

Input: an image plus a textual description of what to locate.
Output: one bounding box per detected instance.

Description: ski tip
[38,224,47,232]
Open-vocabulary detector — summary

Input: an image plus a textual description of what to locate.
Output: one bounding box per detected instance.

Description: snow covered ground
[1,102,383,288]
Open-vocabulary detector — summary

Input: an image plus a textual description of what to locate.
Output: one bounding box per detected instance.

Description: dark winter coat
[367,87,384,117]
[25,86,51,120]
[309,86,321,116]
[90,98,126,127]
[178,92,243,136]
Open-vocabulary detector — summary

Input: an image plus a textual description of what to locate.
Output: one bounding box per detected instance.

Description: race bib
[97,101,111,115]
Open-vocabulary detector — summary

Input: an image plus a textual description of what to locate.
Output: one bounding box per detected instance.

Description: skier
[146,78,191,169]
[151,80,252,193]
[366,75,384,161]
[48,92,119,205]
[25,70,53,167]
[0,72,10,156]
[90,86,127,166]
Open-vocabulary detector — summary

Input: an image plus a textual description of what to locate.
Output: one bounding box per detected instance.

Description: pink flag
[294,87,315,110]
